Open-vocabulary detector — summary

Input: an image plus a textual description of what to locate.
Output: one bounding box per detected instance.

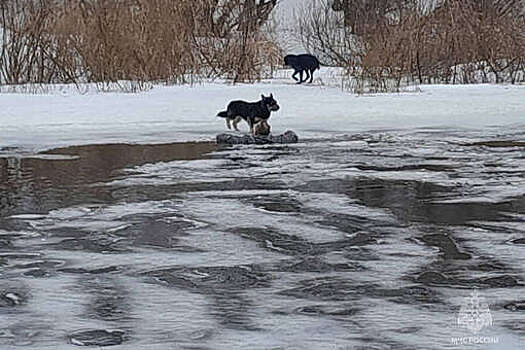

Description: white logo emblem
[457,290,493,334]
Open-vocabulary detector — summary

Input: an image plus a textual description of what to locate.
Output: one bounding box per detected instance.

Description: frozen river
[1,125,524,349]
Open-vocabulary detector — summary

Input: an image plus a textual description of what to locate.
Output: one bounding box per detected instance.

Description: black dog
[217,94,280,134]
[284,54,320,84]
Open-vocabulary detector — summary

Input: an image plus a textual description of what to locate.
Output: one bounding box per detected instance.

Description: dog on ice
[217,94,279,135]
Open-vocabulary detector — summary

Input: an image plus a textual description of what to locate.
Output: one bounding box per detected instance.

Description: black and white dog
[217,94,279,134]
[284,54,320,84]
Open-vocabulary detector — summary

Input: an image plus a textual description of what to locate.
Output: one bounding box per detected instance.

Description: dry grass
[358,0,525,91]
[296,0,525,92]
[0,0,280,88]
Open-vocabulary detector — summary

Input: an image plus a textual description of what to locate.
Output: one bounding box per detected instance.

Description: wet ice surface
[0,127,524,349]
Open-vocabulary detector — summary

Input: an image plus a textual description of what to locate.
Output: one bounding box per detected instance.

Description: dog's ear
[261,94,265,99]
[270,93,273,98]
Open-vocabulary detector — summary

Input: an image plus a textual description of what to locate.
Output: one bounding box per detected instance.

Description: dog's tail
[217,111,228,118]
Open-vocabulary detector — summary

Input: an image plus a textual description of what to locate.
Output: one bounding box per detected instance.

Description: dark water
[1,129,524,349]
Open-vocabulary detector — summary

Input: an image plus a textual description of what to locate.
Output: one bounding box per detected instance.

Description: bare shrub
[0,0,280,89]
[294,0,360,67]
[0,0,54,84]
[360,0,525,90]
[296,0,525,92]
[190,0,279,83]
[331,0,414,35]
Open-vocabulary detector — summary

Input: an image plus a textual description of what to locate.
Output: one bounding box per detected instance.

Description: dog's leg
[292,70,299,82]
[304,69,311,83]
[247,118,254,135]
[298,70,304,84]
[232,116,242,131]
[309,69,314,83]
[226,118,231,130]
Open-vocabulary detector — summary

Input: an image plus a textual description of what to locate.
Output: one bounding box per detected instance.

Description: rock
[216,130,298,145]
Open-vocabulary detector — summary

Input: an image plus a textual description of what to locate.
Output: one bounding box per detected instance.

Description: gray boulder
[217,131,298,145]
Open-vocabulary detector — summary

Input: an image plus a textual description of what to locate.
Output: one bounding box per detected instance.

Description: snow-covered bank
[1,74,524,153]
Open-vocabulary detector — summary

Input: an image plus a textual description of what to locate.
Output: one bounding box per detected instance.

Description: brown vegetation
[331,0,413,35]
[0,0,281,88]
[299,0,525,92]
[362,0,525,88]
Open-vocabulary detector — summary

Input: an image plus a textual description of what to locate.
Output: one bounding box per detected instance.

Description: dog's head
[253,120,271,137]
[261,94,280,112]
[284,55,292,66]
